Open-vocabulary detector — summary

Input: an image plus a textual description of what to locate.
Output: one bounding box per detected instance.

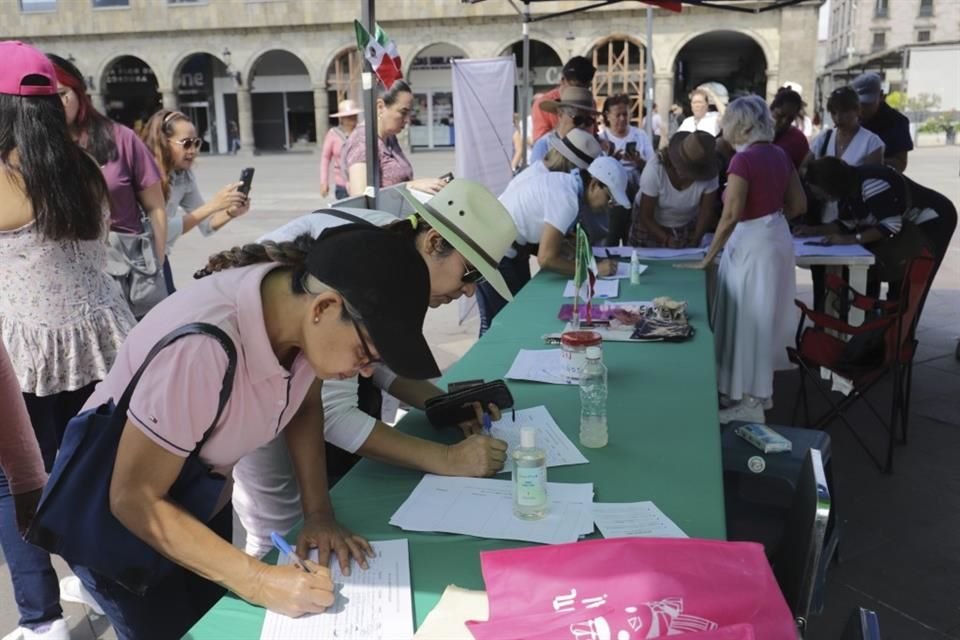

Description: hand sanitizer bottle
[512,426,547,520]
[579,346,609,448]
[630,249,641,284]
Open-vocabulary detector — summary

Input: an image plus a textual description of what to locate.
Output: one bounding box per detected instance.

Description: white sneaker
[59,576,104,616]
[718,402,766,425]
[20,619,69,640]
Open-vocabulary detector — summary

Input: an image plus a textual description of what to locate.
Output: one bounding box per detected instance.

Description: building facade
[6,0,822,153]
[821,0,960,104]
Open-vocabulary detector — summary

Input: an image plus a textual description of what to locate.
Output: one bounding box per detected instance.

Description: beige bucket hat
[399,180,519,301]
[331,99,361,118]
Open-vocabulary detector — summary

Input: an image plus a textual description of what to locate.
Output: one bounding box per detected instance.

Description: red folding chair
[787,251,935,473]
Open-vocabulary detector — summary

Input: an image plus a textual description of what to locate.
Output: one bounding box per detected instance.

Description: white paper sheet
[598,262,649,279]
[259,539,414,640]
[593,502,688,539]
[593,246,706,260]
[563,279,620,298]
[793,236,875,258]
[489,406,588,470]
[390,475,595,544]
[505,349,576,385]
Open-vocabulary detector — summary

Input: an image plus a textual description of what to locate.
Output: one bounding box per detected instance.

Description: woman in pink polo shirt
[69,225,438,639]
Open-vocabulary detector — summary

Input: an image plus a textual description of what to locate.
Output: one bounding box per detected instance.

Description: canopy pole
[362,0,380,206]
[644,6,654,140]
[520,1,531,170]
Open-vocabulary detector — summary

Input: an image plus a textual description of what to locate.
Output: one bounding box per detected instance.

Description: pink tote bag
[466,537,796,640]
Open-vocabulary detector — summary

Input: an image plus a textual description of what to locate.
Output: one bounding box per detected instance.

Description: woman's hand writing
[296,512,374,577]
[248,560,335,618]
[444,434,508,477]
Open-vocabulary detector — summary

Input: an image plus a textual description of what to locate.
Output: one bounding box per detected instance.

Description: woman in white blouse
[678,89,720,137]
[808,87,884,179]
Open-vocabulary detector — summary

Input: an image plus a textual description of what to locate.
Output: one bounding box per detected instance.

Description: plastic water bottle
[579,346,608,448]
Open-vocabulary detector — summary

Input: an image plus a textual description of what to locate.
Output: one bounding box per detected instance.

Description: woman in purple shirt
[680,96,807,424]
[48,55,167,262]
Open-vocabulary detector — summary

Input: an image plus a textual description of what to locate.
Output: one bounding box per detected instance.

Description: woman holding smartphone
[139,109,251,292]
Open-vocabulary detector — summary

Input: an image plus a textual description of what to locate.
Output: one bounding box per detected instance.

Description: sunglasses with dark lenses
[174,137,203,151]
[462,264,486,285]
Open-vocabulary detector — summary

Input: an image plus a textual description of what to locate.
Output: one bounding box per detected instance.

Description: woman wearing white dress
[678,96,807,424]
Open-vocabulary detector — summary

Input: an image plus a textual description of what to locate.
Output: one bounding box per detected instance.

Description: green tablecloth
[187,263,725,639]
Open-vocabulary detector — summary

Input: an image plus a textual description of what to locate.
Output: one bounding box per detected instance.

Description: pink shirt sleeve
[126,336,229,457]
[0,342,46,494]
[320,129,337,187]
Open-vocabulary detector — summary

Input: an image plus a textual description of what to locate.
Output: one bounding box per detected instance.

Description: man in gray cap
[852,71,913,172]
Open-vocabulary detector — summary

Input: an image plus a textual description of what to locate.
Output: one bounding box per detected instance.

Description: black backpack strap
[116,322,237,456]
[310,208,377,226]
[818,128,833,158]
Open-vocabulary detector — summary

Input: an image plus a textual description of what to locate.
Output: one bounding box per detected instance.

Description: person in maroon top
[680,95,806,424]
[770,87,810,170]
[47,55,167,260]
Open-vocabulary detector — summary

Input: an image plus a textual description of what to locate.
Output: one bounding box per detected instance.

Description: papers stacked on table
[794,236,875,258]
[593,245,706,261]
[489,406,588,469]
[259,539,413,640]
[505,349,574,385]
[562,278,619,298]
[593,501,688,539]
[390,475,595,544]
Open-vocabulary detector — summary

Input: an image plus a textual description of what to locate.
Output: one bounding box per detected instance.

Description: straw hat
[667,131,718,181]
[539,86,599,115]
[398,180,519,301]
[547,129,602,170]
[330,99,361,118]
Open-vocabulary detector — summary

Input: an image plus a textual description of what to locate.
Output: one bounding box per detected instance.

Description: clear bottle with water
[579,346,608,448]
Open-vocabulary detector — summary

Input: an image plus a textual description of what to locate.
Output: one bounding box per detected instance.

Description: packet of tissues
[734,423,792,454]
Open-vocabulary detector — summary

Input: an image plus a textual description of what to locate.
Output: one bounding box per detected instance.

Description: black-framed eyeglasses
[173,137,203,151]
[348,314,383,367]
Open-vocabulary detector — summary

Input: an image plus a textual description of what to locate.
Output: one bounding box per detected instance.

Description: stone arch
[324,45,362,107]
[670,30,770,105]
[667,28,774,78]
[244,46,315,87]
[406,42,468,150]
[403,41,471,80]
[98,54,161,129]
[168,51,233,153]
[245,49,317,151]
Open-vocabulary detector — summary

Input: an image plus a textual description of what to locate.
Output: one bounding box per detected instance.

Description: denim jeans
[72,505,233,640]
[0,383,96,629]
[477,250,532,336]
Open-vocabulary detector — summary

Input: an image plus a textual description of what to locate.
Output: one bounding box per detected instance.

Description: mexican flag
[354,20,402,89]
[573,224,598,322]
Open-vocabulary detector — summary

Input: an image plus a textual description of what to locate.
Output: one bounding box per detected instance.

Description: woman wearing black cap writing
[37,225,439,639]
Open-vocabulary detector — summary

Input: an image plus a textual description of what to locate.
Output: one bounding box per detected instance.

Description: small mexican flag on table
[354,20,403,89]
[572,224,598,325]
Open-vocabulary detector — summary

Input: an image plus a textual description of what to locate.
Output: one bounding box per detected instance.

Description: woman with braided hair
[59,223,440,639]
[228,179,521,558]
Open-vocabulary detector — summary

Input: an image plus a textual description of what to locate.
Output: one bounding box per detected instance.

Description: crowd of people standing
[0,35,956,640]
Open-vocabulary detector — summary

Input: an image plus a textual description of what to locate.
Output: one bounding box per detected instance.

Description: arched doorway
[174,53,231,153]
[501,39,563,109]
[249,50,315,151]
[408,43,466,149]
[592,37,647,126]
[102,55,160,131]
[672,31,767,108]
[326,48,361,126]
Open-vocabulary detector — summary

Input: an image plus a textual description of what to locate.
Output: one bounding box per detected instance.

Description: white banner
[452,57,516,197]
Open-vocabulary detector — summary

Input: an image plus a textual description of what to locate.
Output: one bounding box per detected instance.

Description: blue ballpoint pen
[270,531,312,574]
[482,413,493,434]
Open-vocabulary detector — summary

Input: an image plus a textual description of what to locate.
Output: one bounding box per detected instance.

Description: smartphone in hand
[438,171,454,185]
[238,167,255,197]
[625,141,637,155]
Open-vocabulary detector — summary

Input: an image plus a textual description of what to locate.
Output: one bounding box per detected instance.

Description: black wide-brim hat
[306,224,440,380]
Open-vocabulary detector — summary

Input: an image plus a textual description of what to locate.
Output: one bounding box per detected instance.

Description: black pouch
[425,380,514,427]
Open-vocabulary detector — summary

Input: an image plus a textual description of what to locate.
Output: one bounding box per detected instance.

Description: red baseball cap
[0,41,58,97]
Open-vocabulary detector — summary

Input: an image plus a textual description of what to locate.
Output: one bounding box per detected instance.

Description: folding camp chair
[788,252,936,473]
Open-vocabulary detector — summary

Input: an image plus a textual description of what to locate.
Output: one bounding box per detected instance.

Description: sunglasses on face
[461,260,486,286]
[173,137,203,151]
